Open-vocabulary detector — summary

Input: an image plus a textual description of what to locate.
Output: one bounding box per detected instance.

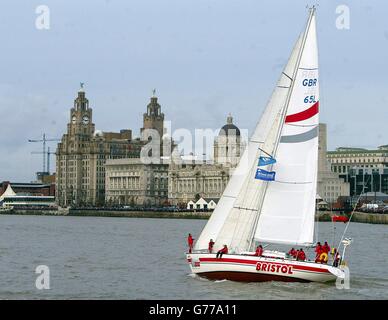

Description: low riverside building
[187,197,218,210]
[0,184,55,208]
[105,158,169,206]
[327,144,388,196]
[0,181,55,197]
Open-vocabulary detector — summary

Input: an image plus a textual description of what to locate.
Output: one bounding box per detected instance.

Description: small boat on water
[186,7,350,283]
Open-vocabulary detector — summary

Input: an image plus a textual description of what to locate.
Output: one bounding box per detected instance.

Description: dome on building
[219,114,240,136]
[94,130,103,137]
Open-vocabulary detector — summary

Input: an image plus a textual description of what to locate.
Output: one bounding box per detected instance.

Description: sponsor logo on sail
[255,168,276,181]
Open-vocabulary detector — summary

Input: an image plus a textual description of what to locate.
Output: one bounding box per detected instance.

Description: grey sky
[0,0,387,182]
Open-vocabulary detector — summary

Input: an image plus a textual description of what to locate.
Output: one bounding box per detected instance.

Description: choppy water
[0,214,387,299]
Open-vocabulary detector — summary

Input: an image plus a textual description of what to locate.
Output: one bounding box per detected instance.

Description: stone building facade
[168,115,243,207]
[56,86,144,207]
[213,114,245,166]
[327,144,388,196]
[105,158,169,206]
[168,160,230,207]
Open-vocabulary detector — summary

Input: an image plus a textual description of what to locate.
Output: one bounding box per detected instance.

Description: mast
[247,7,317,250]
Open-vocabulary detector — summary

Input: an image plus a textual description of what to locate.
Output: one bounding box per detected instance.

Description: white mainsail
[194,8,319,252]
[254,11,319,246]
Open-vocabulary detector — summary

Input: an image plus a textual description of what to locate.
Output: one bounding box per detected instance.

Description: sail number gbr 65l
[256,262,293,275]
[303,77,317,103]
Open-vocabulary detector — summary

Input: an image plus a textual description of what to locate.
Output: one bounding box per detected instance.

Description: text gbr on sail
[302,78,317,86]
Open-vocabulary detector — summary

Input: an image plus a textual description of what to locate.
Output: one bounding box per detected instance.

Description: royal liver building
[56,85,143,207]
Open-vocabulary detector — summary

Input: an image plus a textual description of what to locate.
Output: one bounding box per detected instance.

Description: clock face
[72,116,76,124]
[82,115,89,124]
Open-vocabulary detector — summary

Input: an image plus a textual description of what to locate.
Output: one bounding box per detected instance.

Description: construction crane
[28,133,60,173]
[31,147,56,174]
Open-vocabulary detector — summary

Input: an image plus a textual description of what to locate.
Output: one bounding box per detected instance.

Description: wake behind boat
[186,7,350,284]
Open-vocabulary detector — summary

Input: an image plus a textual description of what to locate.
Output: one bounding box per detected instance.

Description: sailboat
[186,7,349,283]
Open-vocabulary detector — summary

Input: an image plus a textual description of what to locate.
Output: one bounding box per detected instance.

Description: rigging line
[299,67,318,70]
[257,147,273,158]
[282,72,293,81]
[285,123,318,128]
[233,206,258,212]
[336,175,371,254]
[274,180,312,185]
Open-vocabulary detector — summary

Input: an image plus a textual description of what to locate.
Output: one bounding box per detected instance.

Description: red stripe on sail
[285,101,319,123]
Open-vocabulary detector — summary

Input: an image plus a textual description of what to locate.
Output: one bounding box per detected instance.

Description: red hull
[199,271,310,283]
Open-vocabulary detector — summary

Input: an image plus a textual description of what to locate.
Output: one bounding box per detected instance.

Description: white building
[186,197,218,210]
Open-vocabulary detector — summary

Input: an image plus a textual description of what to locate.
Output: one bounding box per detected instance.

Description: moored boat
[332,215,349,223]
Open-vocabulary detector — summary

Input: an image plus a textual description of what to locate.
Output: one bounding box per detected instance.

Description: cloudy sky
[0,0,387,182]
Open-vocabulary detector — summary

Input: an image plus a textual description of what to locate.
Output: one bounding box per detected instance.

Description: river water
[0,214,387,299]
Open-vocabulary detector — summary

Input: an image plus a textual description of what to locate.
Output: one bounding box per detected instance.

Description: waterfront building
[213,114,246,166]
[0,184,55,208]
[141,91,165,141]
[187,197,218,210]
[56,85,146,207]
[168,115,243,207]
[317,123,350,204]
[0,181,55,197]
[327,144,388,196]
[105,158,169,206]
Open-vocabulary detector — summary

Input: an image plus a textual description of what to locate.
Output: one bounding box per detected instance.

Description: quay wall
[3,209,388,224]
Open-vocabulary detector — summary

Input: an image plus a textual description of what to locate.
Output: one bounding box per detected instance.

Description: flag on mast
[258,156,276,167]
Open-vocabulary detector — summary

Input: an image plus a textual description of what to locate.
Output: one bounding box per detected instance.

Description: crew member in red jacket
[315,242,322,263]
[208,239,215,253]
[254,245,264,257]
[216,245,228,259]
[288,248,297,258]
[187,233,194,253]
[296,248,306,261]
[322,241,331,254]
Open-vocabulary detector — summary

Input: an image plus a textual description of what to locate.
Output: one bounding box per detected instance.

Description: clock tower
[67,83,95,137]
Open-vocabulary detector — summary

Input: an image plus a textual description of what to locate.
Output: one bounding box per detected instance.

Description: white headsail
[194,8,319,252]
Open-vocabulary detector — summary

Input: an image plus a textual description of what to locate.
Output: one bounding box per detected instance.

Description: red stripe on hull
[285,101,319,123]
[198,271,310,283]
[199,257,330,274]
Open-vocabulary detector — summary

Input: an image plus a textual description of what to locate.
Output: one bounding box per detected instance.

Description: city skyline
[0,0,387,181]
